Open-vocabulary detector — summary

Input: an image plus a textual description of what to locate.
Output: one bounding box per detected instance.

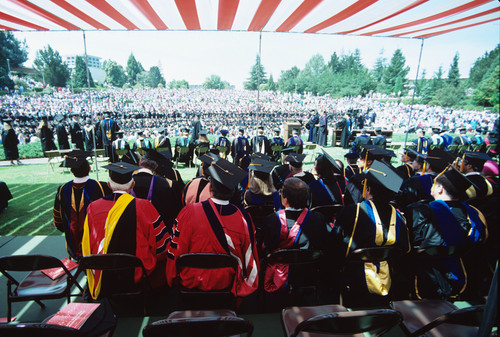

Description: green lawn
[0,141,405,236]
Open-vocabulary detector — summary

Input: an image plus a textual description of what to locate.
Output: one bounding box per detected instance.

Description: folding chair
[341,246,405,307]
[245,204,276,259]
[76,254,151,316]
[175,253,239,310]
[45,150,61,173]
[303,143,317,162]
[310,204,343,222]
[216,146,229,159]
[175,146,191,168]
[264,249,324,307]
[281,304,402,337]
[194,146,210,166]
[143,309,253,337]
[0,254,84,322]
[391,300,484,337]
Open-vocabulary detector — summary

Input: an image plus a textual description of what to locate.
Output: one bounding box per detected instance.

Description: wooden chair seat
[390,300,483,337]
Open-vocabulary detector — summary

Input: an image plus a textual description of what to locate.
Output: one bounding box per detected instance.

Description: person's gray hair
[108,179,134,192]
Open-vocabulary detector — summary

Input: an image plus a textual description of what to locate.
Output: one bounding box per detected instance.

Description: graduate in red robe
[82,162,169,300]
[166,158,259,299]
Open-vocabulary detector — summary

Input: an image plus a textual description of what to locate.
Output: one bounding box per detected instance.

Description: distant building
[63,54,106,83]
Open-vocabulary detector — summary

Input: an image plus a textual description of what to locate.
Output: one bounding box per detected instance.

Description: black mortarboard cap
[251,152,270,161]
[71,112,80,116]
[374,127,382,133]
[320,149,342,173]
[439,166,472,199]
[59,150,91,168]
[159,150,173,161]
[199,151,219,165]
[55,114,64,122]
[3,118,13,123]
[103,161,139,184]
[208,158,247,190]
[116,130,124,135]
[365,160,403,193]
[285,152,306,168]
[199,130,208,136]
[156,127,165,133]
[432,127,441,133]
[361,144,393,160]
[258,125,264,130]
[238,126,245,132]
[220,129,228,135]
[122,150,140,165]
[425,148,456,172]
[273,127,280,133]
[463,151,492,163]
[248,158,276,174]
[344,151,360,159]
[103,111,111,118]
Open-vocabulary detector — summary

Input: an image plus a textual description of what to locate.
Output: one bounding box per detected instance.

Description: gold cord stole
[82,193,134,300]
[364,200,396,296]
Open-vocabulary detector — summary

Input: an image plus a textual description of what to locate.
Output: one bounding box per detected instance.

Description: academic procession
[0,1,499,336]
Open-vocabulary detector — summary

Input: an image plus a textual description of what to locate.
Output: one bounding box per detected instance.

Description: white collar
[137,168,153,175]
[114,190,127,194]
[73,176,89,184]
[285,207,304,211]
[211,198,229,205]
[293,171,305,177]
[465,172,481,176]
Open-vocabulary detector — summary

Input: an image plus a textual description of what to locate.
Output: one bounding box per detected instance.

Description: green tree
[73,56,94,88]
[383,49,410,95]
[126,53,142,85]
[447,52,460,87]
[434,85,465,107]
[267,74,277,91]
[469,44,499,87]
[147,66,165,88]
[103,60,127,87]
[472,64,500,109]
[0,32,28,89]
[244,55,267,90]
[33,45,70,87]
[168,79,189,89]
[327,52,341,73]
[203,74,229,89]
[136,71,149,87]
[277,66,300,92]
[373,50,387,82]
[432,66,445,91]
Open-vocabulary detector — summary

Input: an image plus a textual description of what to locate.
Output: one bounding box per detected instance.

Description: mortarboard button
[208,158,247,190]
[103,161,139,184]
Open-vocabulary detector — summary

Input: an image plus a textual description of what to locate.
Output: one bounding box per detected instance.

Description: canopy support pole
[257,31,262,117]
[83,30,99,180]
[403,38,425,150]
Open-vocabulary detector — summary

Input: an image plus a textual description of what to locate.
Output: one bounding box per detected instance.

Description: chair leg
[35,299,45,308]
[7,298,11,322]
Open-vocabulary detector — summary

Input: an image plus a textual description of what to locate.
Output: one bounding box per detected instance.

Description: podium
[283,121,301,140]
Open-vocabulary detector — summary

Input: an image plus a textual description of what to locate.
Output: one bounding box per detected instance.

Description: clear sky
[13,20,499,89]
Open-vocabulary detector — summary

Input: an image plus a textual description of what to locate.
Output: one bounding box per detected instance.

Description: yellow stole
[82,193,134,300]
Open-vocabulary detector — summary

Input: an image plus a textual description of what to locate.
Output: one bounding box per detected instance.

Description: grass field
[0,134,414,236]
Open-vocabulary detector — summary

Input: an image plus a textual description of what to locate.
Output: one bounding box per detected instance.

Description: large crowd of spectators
[1,87,498,145]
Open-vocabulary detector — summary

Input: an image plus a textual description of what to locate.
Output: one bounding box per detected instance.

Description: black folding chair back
[310,204,343,222]
[76,253,151,315]
[175,253,239,310]
[0,254,83,322]
[0,323,89,337]
[348,246,404,263]
[143,315,253,337]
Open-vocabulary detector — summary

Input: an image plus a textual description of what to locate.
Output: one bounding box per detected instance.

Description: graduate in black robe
[307,110,319,143]
[405,168,488,299]
[55,115,70,150]
[317,111,328,146]
[309,150,346,209]
[69,113,84,150]
[37,116,57,155]
[331,160,410,307]
[335,112,352,149]
[131,150,183,232]
[1,119,19,164]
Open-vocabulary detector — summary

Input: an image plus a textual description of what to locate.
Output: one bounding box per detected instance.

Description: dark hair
[210,178,234,200]
[435,174,461,200]
[140,157,158,171]
[366,178,395,202]
[71,161,91,178]
[315,155,334,179]
[282,177,309,209]
[464,158,485,173]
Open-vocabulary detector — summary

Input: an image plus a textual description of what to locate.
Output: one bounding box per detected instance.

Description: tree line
[0,31,498,111]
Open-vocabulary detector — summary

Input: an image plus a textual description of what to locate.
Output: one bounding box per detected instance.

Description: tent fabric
[0,0,498,39]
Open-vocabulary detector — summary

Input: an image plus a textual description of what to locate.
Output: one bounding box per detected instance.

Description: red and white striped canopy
[0,0,498,39]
